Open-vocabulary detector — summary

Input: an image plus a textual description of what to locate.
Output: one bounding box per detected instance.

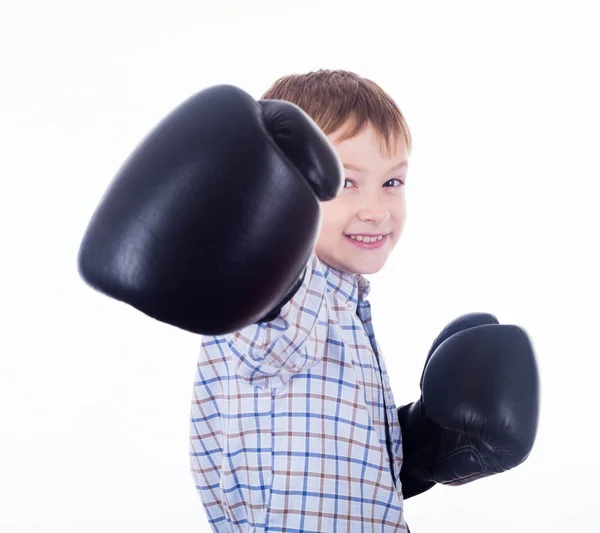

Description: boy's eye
[385,178,405,187]
[344,178,405,189]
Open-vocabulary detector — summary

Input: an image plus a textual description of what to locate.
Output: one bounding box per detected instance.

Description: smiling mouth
[344,232,389,241]
[344,233,389,249]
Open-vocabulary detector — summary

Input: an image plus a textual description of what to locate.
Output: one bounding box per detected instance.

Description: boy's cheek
[319,202,346,233]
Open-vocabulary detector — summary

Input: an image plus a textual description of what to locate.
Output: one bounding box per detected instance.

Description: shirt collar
[320,259,371,308]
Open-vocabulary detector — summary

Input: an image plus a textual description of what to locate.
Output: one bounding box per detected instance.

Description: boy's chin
[351,263,386,276]
[324,255,388,276]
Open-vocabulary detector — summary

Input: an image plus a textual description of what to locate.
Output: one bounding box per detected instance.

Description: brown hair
[261,69,412,157]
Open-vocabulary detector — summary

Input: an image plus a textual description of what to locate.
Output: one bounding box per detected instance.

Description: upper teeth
[349,235,384,243]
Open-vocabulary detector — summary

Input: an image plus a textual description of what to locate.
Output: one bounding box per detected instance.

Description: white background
[1,0,599,531]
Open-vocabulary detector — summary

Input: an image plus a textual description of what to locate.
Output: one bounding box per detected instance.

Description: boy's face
[315,122,408,275]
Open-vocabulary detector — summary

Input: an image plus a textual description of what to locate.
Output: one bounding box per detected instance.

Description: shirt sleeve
[224,251,329,389]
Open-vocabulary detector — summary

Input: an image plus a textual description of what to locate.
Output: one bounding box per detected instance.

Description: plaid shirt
[189,252,407,532]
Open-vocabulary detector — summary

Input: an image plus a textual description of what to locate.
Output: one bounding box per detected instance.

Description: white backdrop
[1,1,599,531]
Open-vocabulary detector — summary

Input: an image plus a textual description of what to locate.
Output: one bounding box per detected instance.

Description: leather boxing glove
[398,313,540,499]
[77,85,343,335]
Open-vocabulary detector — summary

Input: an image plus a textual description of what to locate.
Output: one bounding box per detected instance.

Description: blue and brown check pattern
[189,252,406,532]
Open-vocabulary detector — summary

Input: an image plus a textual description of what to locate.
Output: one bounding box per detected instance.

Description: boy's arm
[225,251,329,389]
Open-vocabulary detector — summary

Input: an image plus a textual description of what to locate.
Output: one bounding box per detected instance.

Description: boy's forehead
[328,125,408,167]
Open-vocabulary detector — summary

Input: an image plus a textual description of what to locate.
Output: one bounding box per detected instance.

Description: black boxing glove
[398,313,540,499]
[77,85,343,335]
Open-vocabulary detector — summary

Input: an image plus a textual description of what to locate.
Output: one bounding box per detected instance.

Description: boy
[78,70,539,532]
[189,70,412,531]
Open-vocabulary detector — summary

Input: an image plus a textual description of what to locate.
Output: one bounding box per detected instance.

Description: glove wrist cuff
[257,267,307,323]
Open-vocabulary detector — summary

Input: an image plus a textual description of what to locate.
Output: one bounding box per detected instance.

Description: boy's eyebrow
[343,161,408,173]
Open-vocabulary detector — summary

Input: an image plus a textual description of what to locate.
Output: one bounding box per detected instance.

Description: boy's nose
[357,206,390,224]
